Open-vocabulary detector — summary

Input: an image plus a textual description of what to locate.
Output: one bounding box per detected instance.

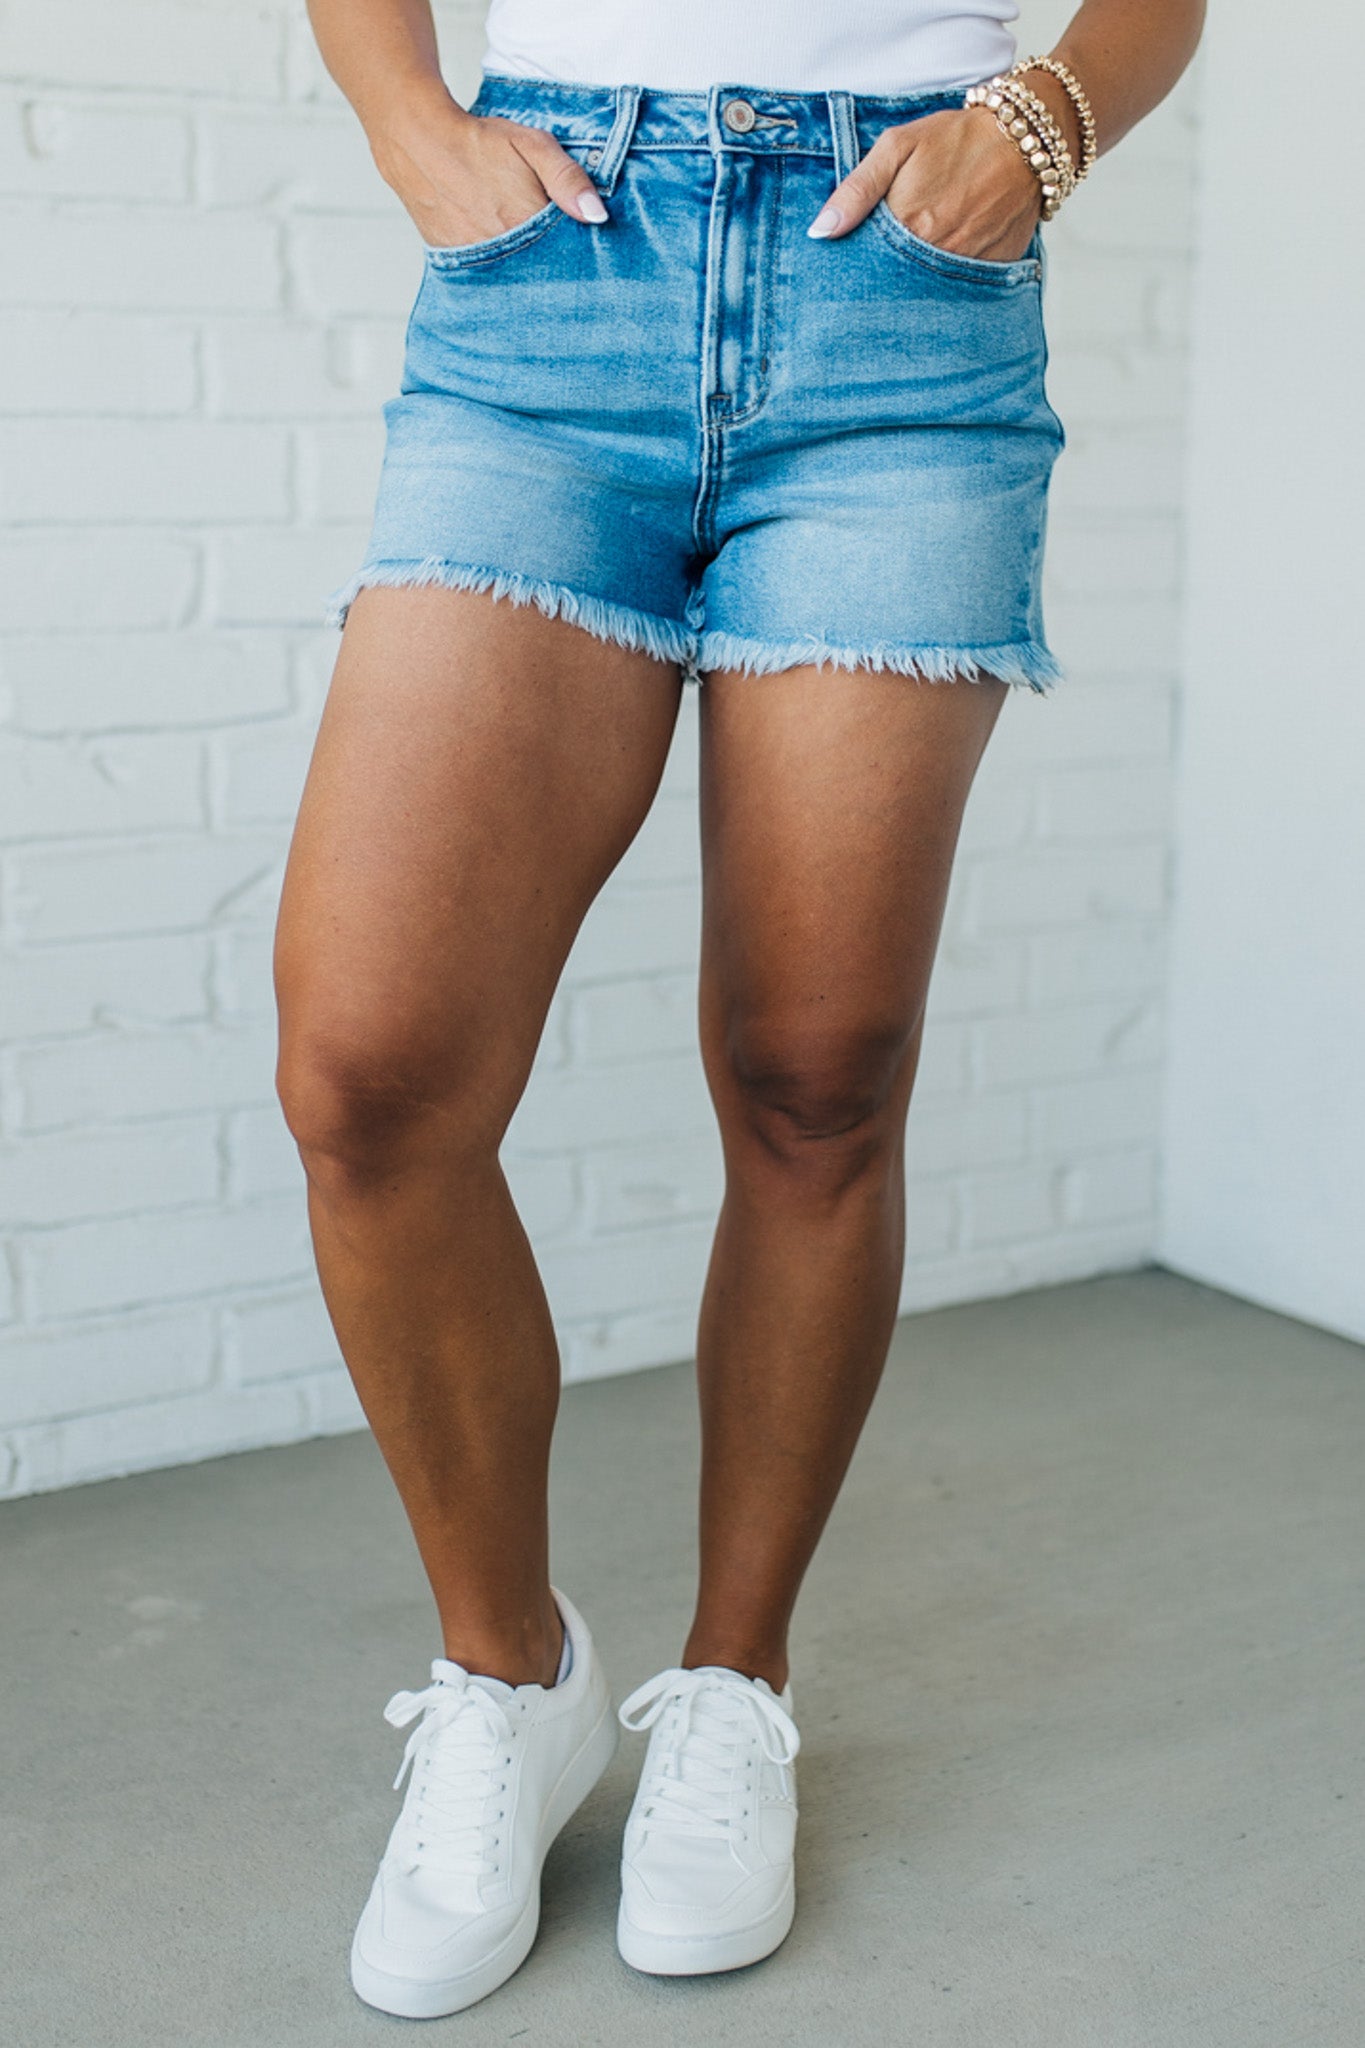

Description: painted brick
[215,723,313,824]
[0,420,291,524]
[0,96,189,201]
[1035,760,1172,843]
[561,886,701,983]
[1059,159,1195,256]
[0,1307,214,1428]
[974,998,1163,1091]
[0,933,211,1039]
[965,1165,1064,1249]
[1046,343,1189,429]
[537,1219,714,1322]
[25,1194,313,1319]
[905,1091,1029,1176]
[204,317,401,420]
[286,215,422,319]
[16,1021,275,1129]
[294,420,385,522]
[1059,1148,1161,1229]
[197,109,396,212]
[9,835,281,944]
[898,1249,1021,1316]
[1030,1068,1166,1157]
[914,1018,971,1098]
[0,5,284,99]
[209,524,366,626]
[223,1102,298,1200]
[612,796,700,888]
[5,633,292,733]
[1046,595,1182,674]
[503,1154,578,1240]
[6,1381,309,1498]
[927,939,1026,1020]
[562,1302,699,1384]
[1027,924,1169,1005]
[299,1368,365,1435]
[956,766,1032,853]
[1050,425,1184,516]
[213,928,276,1019]
[0,733,205,842]
[965,843,1168,935]
[1046,516,1182,602]
[506,1053,712,1156]
[227,1285,339,1385]
[0,533,199,632]
[584,1132,721,1233]
[996,681,1173,766]
[0,206,282,313]
[0,309,199,416]
[567,971,698,1065]
[905,1178,959,1259]
[0,1116,218,1223]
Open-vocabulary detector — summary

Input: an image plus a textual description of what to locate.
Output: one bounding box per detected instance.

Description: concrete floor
[1,1267,1363,2048]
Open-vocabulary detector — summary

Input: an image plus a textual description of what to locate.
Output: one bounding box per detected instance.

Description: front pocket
[421,134,605,271]
[422,196,566,270]
[870,200,1041,288]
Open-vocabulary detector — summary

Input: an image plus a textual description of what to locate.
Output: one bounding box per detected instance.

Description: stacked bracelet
[1014,55,1098,182]
[964,75,1073,218]
[963,55,1096,222]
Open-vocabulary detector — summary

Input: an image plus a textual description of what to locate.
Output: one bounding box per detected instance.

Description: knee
[275,1018,494,1189]
[721,1015,911,1195]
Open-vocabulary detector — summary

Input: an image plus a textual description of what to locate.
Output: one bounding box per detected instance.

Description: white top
[482,2,1019,98]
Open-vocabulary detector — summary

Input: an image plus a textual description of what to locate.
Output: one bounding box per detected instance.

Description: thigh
[276,585,682,1107]
[697,664,1007,1090]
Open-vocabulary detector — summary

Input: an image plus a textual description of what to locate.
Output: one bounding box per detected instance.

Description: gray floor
[2,1267,1363,2047]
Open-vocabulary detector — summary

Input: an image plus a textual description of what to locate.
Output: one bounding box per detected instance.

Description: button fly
[722,98,757,134]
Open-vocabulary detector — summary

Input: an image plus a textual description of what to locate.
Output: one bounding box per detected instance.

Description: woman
[276,0,1204,2017]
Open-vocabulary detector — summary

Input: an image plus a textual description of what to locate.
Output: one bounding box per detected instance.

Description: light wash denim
[326,74,1066,691]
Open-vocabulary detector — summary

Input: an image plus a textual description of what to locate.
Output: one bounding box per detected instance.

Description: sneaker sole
[616,1869,796,1977]
[350,1696,619,2019]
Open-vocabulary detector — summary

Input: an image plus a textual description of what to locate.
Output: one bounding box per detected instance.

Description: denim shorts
[325,74,1067,691]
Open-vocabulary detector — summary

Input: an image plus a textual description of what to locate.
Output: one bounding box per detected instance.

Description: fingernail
[807,205,843,239]
[577,191,608,223]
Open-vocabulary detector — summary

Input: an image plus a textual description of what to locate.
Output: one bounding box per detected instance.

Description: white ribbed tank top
[482,3,1019,98]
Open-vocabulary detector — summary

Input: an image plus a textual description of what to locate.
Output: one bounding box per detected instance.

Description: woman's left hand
[808,107,1043,261]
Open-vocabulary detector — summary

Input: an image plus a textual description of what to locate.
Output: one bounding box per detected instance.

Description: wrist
[363,71,469,183]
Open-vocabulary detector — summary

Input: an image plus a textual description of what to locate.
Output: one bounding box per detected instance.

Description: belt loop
[825,90,859,185]
[594,83,643,194]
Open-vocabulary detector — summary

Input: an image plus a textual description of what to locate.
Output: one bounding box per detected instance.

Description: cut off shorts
[325,73,1067,691]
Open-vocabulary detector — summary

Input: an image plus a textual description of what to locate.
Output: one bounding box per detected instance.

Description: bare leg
[685,665,1010,1690]
[275,587,682,1684]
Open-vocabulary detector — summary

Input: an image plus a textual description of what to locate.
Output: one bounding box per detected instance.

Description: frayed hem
[323,560,695,668]
[695,631,1063,694]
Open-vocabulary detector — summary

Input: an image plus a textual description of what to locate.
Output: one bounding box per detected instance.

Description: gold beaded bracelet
[963,76,1074,219]
[1013,55,1098,182]
[994,77,1078,199]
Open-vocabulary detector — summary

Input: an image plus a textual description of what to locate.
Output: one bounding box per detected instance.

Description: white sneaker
[349,1587,617,2018]
[616,1663,801,1975]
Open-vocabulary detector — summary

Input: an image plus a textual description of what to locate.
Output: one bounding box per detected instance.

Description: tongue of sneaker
[691,1663,775,1698]
[431,1658,517,1699]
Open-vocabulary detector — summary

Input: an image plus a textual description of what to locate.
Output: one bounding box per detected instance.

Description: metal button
[722,98,757,134]
[586,149,602,167]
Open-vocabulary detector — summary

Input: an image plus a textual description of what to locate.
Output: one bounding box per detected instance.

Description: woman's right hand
[370,91,608,246]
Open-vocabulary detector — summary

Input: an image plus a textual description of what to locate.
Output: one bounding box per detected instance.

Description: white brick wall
[0,1,1197,1496]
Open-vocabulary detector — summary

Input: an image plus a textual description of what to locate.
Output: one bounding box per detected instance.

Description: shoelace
[617,1667,800,1842]
[383,1668,517,1880]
